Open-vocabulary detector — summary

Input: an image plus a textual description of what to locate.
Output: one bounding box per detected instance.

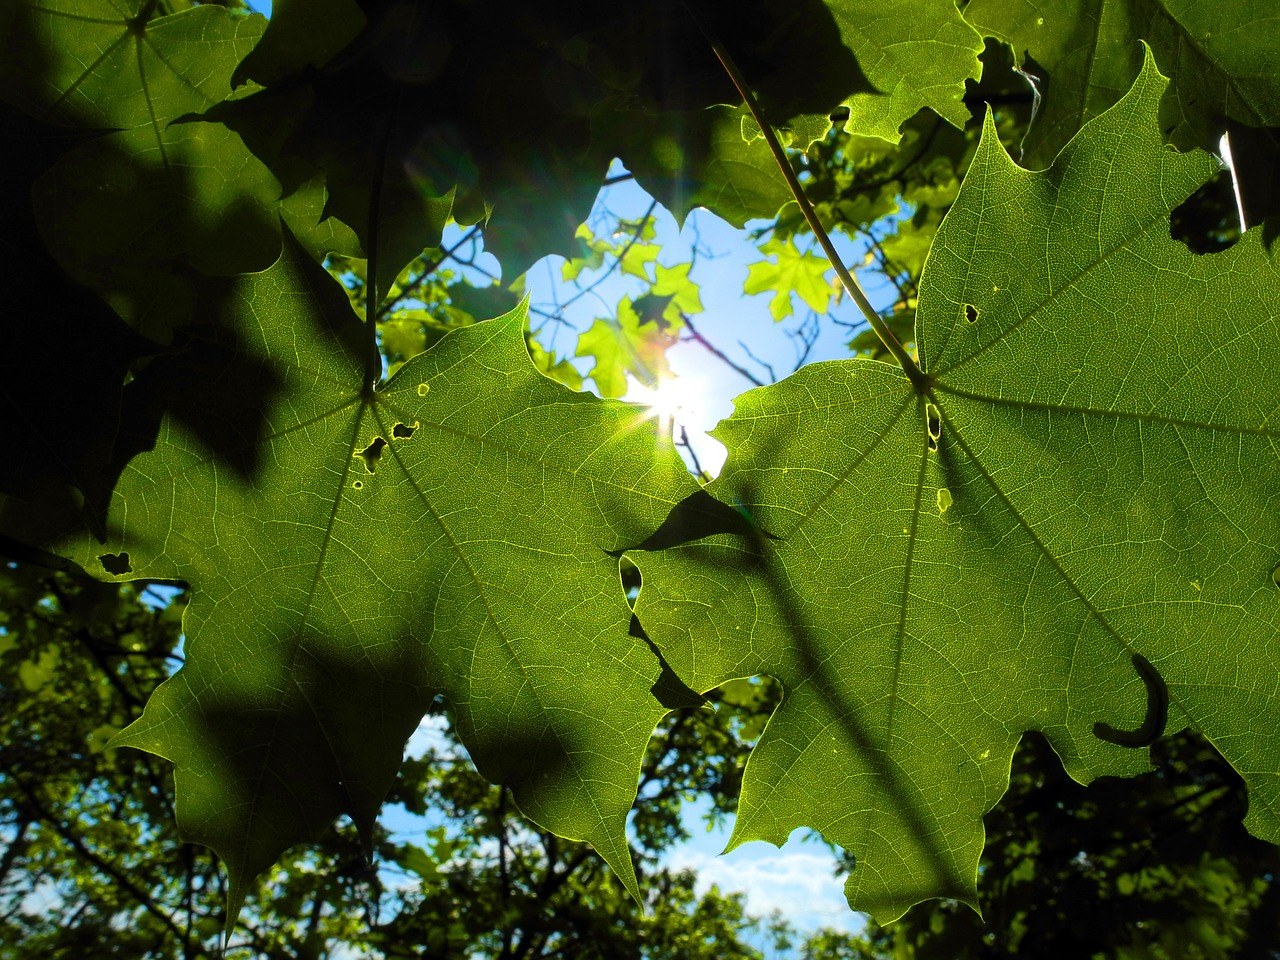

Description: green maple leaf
[577,296,682,398]
[964,0,1280,164]
[0,0,264,131]
[32,121,282,340]
[652,263,704,316]
[744,237,833,320]
[631,51,1280,922]
[0,1,280,339]
[817,0,984,144]
[21,237,696,923]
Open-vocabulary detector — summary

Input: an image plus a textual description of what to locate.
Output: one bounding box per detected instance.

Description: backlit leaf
[631,51,1280,924]
[744,237,833,320]
[32,237,696,924]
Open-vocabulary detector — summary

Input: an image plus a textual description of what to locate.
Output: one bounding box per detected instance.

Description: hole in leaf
[393,421,418,440]
[357,437,387,473]
[620,556,641,607]
[99,553,131,575]
[829,105,850,125]
[964,303,979,323]
[926,403,941,451]
[352,480,363,490]
[417,383,430,396]
[1170,167,1242,254]
[937,488,953,513]
[712,675,782,744]
[1272,562,1280,588]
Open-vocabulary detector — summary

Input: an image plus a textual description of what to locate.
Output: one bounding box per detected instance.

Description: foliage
[2,0,1279,940]
[872,730,1280,958]
[0,564,813,958]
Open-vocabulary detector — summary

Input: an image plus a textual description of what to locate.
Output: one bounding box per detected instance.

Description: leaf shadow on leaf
[0,105,153,508]
[629,611,708,711]
[146,622,442,926]
[217,0,872,281]
[33,123,284,344]
[1,229,369,560]
[629,484,970,905]
[106,228,369,485]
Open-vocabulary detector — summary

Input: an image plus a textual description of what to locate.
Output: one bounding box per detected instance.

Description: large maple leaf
[20,236,697,922]
[630,51,1280,923]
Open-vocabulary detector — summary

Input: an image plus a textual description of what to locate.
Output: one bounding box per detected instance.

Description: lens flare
[623,374,703,434]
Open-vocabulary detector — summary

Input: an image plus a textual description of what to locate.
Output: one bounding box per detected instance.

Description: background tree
[0,563,821,958]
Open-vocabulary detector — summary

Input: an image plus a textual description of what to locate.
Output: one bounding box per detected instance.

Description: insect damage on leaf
[631,49,1280,925]
[45,248,699,924]
[357,437,387,473]
[98,553,132,575]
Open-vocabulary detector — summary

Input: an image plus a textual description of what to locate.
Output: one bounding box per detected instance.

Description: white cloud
[667,838,864,935]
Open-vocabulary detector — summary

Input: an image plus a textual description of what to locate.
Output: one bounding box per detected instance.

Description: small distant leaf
[619,242,662,282]
[18,648,59,693]
[577,297,682,398]
[527,338,584,393]
[562,224,617,283]
[652,263,703,317]
[744,238,833,320]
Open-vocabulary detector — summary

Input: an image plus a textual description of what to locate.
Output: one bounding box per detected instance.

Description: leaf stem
[707,39,930,391]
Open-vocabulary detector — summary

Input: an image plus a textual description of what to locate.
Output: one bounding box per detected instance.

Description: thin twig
[680,314,764,387]
[541,199,659,323]
[789,312,821,371]
[737,340,777,382]
[862,226,916,303]
[676,425,712,483]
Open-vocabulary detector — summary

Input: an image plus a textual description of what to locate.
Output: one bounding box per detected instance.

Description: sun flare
[624,374,704,433]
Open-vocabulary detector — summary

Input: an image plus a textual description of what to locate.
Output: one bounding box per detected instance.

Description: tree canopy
[2,0,1279,947]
